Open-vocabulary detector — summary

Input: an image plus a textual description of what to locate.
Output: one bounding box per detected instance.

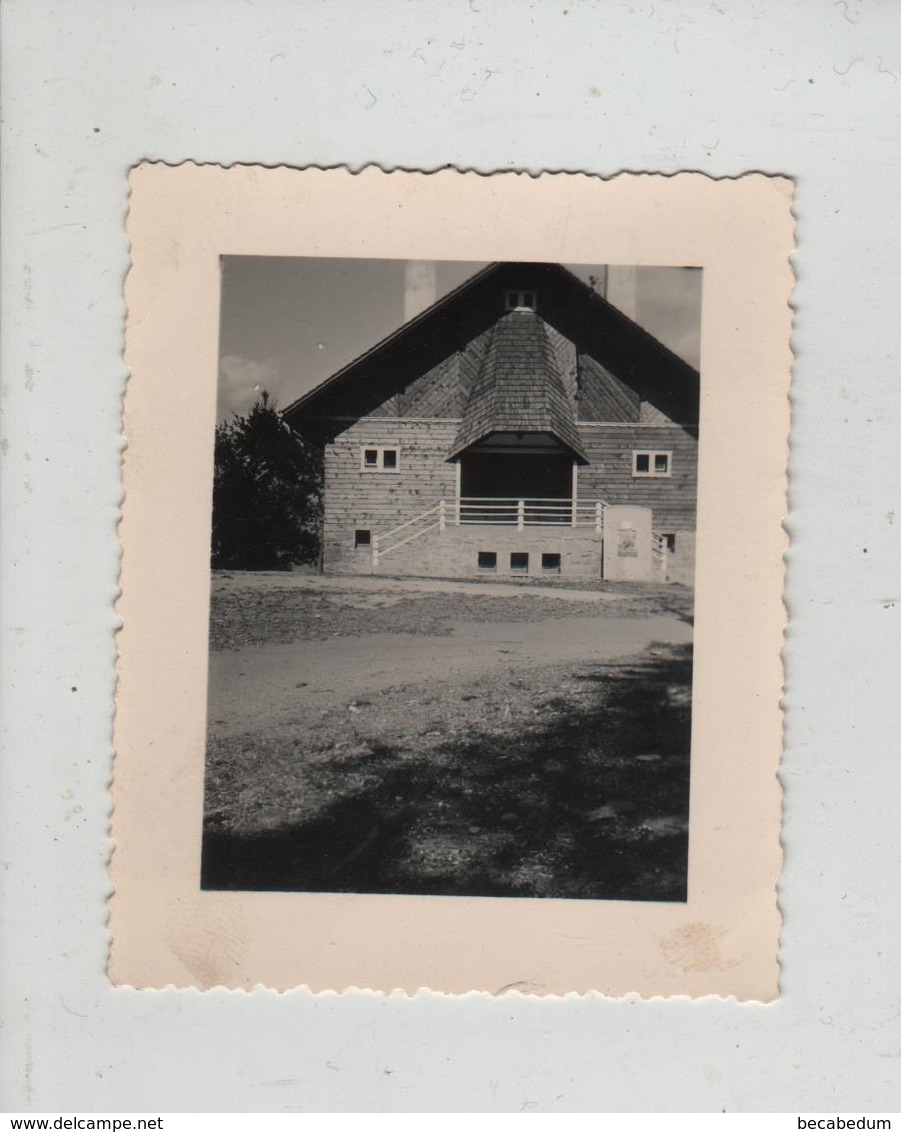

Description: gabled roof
[448,312,588,462]
[283,262,700,442]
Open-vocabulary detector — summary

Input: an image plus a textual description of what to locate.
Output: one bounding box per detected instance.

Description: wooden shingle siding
[577,353,641,422]
[639,401,679,425]
[456,326,493,402]
[575,423,698,532]
[545,324,579,405]
[337,328,494,424]
[323,417,459,572]
[449,313,587,460]
[398,354,462,417]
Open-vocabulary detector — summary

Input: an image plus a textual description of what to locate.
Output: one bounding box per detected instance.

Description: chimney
[404,261,437,322]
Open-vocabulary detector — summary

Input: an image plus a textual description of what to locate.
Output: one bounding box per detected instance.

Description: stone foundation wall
[375,525,605,580]
[336,524,697,585]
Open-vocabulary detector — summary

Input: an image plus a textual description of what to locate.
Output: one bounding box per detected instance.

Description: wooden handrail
[378,502,441,544]
[379,520,442,559]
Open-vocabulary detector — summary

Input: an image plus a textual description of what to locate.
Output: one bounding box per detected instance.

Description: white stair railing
[371,497,609,571]
[372,502,443,568]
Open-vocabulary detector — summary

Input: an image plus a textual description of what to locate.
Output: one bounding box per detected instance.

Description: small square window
[361,445,400,472]
[541,552,562,574]
[662,533,676,552]
[632,450,672,478]
[505,289,537,312]
[354,528,371,548]
[477,551,497,572]
[510,552,529,573]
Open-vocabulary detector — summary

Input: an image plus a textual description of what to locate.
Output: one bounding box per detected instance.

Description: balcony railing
[456,496,605,530]
[373,497,608,567]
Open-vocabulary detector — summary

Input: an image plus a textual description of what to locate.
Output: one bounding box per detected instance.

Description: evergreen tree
[211,391,323,570]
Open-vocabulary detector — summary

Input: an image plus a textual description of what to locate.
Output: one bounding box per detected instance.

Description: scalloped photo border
[111,164,792,999]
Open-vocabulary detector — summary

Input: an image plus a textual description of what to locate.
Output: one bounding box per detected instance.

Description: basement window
[541,552,562,574]
[361,445,400,472]
[477,551,497,572]
[505,289,537,312]
[354,529,371,548]
[510,552,530,574]
[632,450,672,478]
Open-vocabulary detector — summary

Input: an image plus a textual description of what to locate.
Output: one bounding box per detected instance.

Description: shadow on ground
[202,645,692,901]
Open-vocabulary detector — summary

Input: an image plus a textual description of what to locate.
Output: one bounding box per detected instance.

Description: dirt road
[207,613,693,737]
[211,571,630,604]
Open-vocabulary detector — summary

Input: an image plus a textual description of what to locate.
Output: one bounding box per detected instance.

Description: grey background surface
[2,0,899,1113]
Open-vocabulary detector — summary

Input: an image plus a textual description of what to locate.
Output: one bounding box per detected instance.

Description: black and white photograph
[201,256,702,902]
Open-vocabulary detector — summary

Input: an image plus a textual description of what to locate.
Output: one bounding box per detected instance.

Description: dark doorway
[460,452,573,498]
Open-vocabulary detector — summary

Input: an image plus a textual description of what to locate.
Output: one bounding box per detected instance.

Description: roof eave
[281,261,505,421]
[446,429,588,464]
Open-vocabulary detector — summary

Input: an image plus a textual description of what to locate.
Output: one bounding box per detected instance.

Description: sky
[217,258,702,421]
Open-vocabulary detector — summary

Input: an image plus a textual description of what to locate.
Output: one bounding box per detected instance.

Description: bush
[211,391,323,570]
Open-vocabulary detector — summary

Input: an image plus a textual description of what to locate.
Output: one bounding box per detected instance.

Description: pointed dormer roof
[447,310,588,462]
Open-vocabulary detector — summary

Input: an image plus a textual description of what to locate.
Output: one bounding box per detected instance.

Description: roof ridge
[533,315,587,460]
[534,314,561,417]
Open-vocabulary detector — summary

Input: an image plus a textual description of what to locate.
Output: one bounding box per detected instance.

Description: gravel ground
[202,572,694,902]
[208,572,694,651]
[203,643,692,901]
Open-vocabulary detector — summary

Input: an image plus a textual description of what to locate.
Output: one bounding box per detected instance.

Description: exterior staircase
[369,498,686,584]
[372,497,608,574]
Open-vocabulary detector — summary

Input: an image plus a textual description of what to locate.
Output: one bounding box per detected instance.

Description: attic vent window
[632,450,672,478]
[505,289,537,312]
[360,445,400,473]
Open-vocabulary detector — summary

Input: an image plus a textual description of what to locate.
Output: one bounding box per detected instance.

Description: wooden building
[283,262,699,583]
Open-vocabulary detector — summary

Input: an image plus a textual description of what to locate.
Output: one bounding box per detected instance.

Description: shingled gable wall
[291,263,700,582]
